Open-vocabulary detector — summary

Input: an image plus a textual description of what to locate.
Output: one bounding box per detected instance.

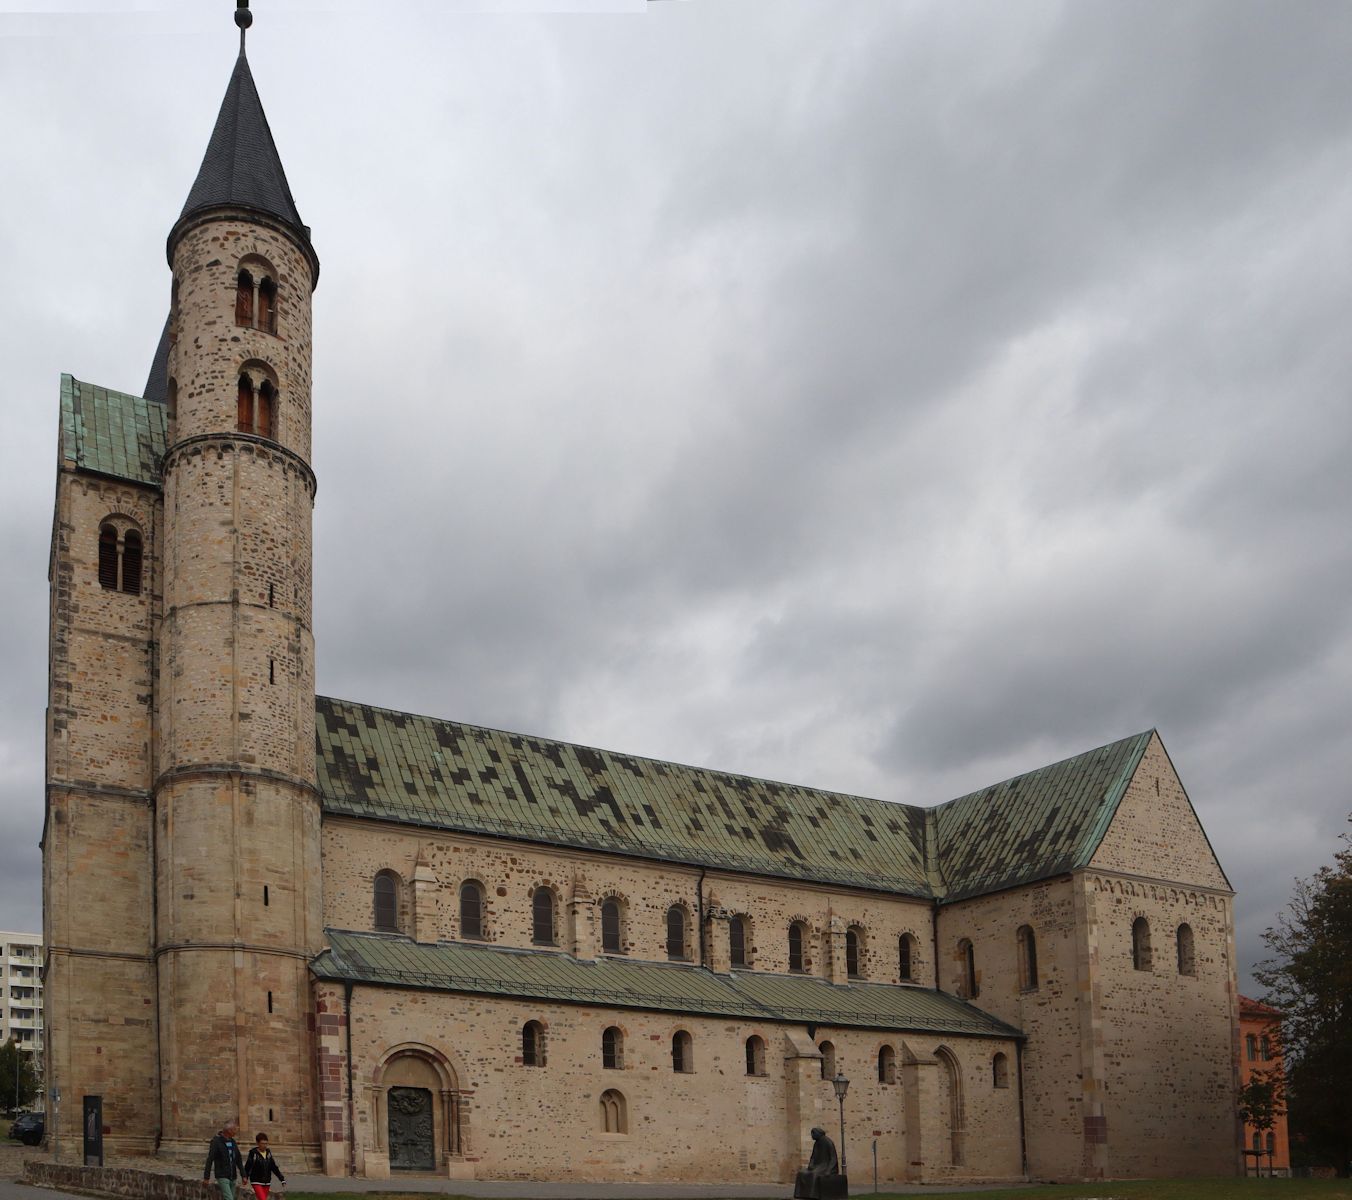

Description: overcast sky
[2,1,1349,996]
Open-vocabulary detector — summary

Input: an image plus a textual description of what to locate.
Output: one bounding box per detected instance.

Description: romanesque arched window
[666,905,689,960]
[877,1044,896,1084]
[788,922,806,973]
[729,915,748,968]
[992,1052,1009,1088]
[258,276,277,334]
[818,1041,836,1080]
[532,887,555,945]
[522,1020,545,1067]
[1017,925,1038,991]
[98,524,119,590]
[846,926,865,979]
[98,522,144,595]
[672,1030,693,1073]
[256,380,275,440]
[373,870,399,932]
[235,269,255,327]
[459,881,484,940]
[122,530,143,595]
[1132,917,1152,972]
[599,1089,626,1134]
[600,897,622,954]
[745,1035,766,1077]
[958,938,978,998]
[899,932,917,982]
[1176,923,1195,976]
[602,1026,624,1070]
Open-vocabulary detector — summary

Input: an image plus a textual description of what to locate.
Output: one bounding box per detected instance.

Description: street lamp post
[832,1071,850,1178]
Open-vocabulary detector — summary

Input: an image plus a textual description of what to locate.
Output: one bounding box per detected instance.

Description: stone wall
[24,1161,212,1200]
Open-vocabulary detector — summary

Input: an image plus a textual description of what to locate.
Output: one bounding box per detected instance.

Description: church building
[42,9,1242,1186]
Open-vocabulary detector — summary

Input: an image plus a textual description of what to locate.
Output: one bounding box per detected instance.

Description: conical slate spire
[174,50,312,253]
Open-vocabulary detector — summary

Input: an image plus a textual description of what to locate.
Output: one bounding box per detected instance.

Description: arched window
[672,1030,693,1073]
[256,380,275,440]
[745,1035,766,1077]
[166,376,178,427]
[958,938,978,998]
[600,898,622,954]
[992,1052,1009,1088]
[666,905,689,960]
[235,269,255,327]
[258,277,277,334]
[1017,925,1038,990]
[373,870,399,932]
[599,1089,626,1134]
[1246,1034,1257,1061]
[1260,1035,1272,1061]
[1265,1132,1275,1155]
[1132,917,1152,971]
[846,927,864,979]
[121,530,143,595]
[729,915,748,968]
[459,881,484,940]
[98,524,119,590]
[818,1041,835,1080]
[602,1026,624,1070]
[1176,923,1196,976]
[522,1020,545,1067]
[1252,1131,1262,1153]
[532,887,555,945]
[237,375,255,433]
[877,1044,896,1085]
[899,933,917,982]
[788,922,806,973]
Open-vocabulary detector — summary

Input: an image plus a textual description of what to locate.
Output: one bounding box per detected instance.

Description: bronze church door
[388,1086,435,1171]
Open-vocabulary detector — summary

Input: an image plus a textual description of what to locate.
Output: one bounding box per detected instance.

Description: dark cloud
[2,2,1350,994]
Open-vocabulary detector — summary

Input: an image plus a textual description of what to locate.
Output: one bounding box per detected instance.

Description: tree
[1238,1067,1285,1175]
[0,1038,39,1116]
[1255,819,1352,1176]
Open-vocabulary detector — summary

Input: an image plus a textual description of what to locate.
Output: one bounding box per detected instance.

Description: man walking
[204,1121,246,1200]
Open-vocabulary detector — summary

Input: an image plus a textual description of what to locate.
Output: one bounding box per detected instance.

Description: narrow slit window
[263,885,269,907]
[788,922,805,973]
[729,915,747,968]
[269,658,275,684]
[267,991,273,1014]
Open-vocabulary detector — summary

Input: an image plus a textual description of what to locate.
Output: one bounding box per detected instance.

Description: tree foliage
[1254,819,1352,1176]
[0,1038,39,1115]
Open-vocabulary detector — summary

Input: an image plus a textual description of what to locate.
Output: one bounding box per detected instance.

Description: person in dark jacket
[243,1132,286,1200]
[204,1122,246,1200]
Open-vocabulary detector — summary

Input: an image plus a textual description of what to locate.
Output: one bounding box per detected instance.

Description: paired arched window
[666,905,689,960]
[992,1052,1009,1088]
[459,881,485,940]
[1017,925,1038,990]
[373,870,399,932]
[672,1030,693,1073]
[236,266,279,334]
[599,1088,626,1134]
[818,1041,836,1080]
[788,922,807,973]
[899,933,918,982]
[1176,923,1195,976]
[729,915,748,968]
[531,887,555,945]
[602,1026,624,1070]
[97,523,144,595]
[745,1035,766,1077]
[521,1020,545,1067]
[877,1044,896,1085]
[845,927,864,979]
[236,374,276,439]
[958,938,978,998]
[1132,917,1152,971]
[600,898,622,954]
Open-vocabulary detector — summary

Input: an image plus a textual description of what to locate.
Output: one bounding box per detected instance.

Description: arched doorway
[373,1046,464,1173]
[934,1045,964,1166]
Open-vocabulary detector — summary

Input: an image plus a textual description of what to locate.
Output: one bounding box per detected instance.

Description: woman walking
[242,1132,286,1200]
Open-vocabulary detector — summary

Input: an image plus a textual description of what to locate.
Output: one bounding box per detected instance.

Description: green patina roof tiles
[316,930,1020,1039]
[60,374,167,487]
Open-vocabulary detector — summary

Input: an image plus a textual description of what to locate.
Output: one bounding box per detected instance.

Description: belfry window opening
[236,267,279,334]
[237,373,277,439]
[98,523,143,596]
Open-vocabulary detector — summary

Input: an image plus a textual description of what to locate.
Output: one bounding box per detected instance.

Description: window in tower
[238,375,255,433]
[257,381,275,440]
[98,521,143,595]
[258,277,277,334]
[236,269,255,327]
[98,524,119,590]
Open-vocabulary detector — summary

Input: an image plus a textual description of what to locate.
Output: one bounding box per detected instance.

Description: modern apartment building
[2,932,44,1076]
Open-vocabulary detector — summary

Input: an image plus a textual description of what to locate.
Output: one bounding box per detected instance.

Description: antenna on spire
[235,0,253,55]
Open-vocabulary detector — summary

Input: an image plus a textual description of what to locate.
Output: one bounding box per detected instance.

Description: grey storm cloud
[1,1,1350,995]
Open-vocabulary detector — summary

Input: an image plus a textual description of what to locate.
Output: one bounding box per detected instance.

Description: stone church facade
[42,23,1242,1187]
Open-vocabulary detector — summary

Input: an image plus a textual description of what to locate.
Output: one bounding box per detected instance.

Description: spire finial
[235,0,252,55]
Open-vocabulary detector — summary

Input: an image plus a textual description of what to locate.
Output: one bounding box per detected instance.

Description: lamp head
[832,1071,849,1100]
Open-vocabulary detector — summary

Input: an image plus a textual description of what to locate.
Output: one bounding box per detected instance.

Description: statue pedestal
[793,1171,848,1199]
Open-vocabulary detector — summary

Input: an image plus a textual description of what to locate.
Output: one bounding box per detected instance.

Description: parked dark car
[8,1112,44,1145]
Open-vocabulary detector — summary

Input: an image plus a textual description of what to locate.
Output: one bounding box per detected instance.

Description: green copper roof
[59,374,167,488]
[316,930,1021,1039]
[316,697,933,895]
[932,731,1153,902]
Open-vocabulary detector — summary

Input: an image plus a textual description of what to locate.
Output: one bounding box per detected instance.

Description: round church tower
[154,8,322,1160]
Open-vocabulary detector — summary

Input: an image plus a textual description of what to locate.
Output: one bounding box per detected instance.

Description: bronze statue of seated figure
[793,1127,847,1199]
